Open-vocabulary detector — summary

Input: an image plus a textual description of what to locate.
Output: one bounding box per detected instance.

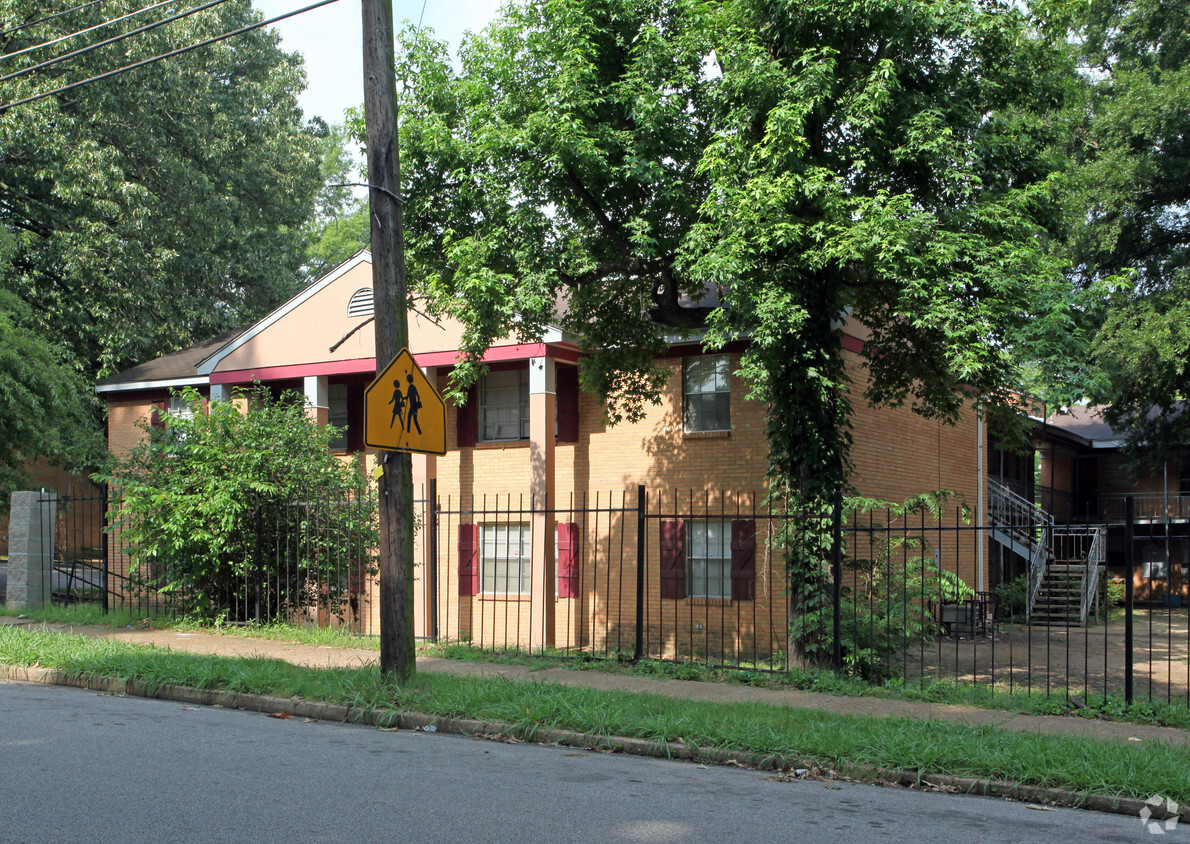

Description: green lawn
[2,623,1188,806]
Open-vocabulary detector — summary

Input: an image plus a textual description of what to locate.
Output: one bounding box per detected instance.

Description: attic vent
[348,288,374,317]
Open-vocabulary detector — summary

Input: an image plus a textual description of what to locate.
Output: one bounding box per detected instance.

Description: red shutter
[149,400,166,430]
[660,520,686,600]
[556,366,579,443]
[346,384,365,452]
[731,519,756,601]
[557,522,580,598]
[456,384,477,448]
[458,523,479,596]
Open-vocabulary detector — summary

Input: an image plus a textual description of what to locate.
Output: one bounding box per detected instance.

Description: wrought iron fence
[27,486,1190,709]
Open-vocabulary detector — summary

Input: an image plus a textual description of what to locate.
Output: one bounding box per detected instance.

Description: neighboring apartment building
[1034,407,1189,606]
[96,252,987,654]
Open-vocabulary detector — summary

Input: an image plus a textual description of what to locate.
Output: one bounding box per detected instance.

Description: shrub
[99,386,376,623]
[786,491,972,681]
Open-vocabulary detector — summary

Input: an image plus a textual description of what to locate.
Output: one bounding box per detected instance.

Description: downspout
[976,405,986,593]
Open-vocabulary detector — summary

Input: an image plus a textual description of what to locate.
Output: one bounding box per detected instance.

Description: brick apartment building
[97,252,987,653]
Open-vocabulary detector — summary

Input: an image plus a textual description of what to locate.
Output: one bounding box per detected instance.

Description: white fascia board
[96,376,208,394]
[1091,440,1124,449]
[195,250,373,376]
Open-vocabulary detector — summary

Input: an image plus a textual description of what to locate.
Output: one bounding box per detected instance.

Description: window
[327,383,349,450]
[167,394,197,421]
[688,521,731,599]
[480,369,529,442]
[683,355,730,432]
[481,523,530,594]
[1142,545,1168,580]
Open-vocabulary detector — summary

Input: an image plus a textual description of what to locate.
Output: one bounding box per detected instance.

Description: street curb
[3,663,1185,824]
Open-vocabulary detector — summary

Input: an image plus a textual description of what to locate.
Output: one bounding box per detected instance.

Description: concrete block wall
[5,492,56,610]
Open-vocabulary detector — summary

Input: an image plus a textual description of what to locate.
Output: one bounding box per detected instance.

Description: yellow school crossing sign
[364,349,446,455]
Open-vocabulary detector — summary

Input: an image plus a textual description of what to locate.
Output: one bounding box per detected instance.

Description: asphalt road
[0,680,1160,844]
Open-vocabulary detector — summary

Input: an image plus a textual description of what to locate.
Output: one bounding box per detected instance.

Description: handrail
[1079,527,1106,624]
[1025,525,1050,622]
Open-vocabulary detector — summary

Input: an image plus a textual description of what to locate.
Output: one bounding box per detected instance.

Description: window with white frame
[167,394,197,421]
[683,355,730,433]
[688,520,731,599]
[327,383,349,450]
[480,368,529,442]
[481,523,531,594]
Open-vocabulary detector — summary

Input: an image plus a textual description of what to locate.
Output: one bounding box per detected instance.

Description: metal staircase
[988,481,1105,625]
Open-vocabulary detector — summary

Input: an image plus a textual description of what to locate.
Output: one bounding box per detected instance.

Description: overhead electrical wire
[0,0,341,114]
[0,0,233,85]
[1,0,179,61]
[1,0,114,38]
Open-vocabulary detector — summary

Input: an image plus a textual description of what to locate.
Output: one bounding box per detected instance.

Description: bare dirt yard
[905,609,1190,704]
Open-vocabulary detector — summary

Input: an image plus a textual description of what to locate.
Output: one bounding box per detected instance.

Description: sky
[254,0,505,126]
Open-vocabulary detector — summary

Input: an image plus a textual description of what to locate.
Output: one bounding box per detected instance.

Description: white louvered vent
[348,288,374,317]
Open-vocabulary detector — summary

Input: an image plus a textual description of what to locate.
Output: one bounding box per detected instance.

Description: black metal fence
[30,487,1190,709]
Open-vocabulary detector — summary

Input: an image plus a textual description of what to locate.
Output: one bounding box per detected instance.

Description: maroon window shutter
[660,520,686,600]
[456,384,477,448]
[458,523,479,596]
[731,520,756,601]
[346,384,365,452]
[556,366,579,443]
[557,522,579,598]
[149,400,166,430]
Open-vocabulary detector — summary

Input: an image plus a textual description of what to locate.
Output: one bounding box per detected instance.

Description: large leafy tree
[1045,0,1190,456]
[0,0,323,379]
[376,0,1074,503]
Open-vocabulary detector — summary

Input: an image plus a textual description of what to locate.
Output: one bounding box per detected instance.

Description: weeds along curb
[2,663,1185,825]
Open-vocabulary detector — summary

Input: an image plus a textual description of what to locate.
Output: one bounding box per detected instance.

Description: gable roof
[196,250,374,376]
[95,327,247,393]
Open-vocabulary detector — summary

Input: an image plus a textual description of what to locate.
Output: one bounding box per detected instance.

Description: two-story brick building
[97,252,988,657]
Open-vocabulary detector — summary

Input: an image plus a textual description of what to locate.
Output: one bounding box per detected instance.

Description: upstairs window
[480,369,529,442]
[683,355,730,433]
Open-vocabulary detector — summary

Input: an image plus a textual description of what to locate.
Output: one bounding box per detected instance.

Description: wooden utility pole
[362,0,415,680]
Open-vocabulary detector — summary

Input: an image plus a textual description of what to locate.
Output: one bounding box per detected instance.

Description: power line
[1,0,179,61]
[0,0,341,114]
[1,0,115,38]
[0,0,233,85]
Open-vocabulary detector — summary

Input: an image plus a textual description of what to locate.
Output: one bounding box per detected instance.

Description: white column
[304,375,329,426]
[529,356,556,648]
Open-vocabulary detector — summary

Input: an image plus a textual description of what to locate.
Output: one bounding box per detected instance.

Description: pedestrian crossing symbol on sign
[364,349,446,455]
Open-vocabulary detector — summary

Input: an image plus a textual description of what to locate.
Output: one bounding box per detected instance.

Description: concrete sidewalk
[6,616,1190,747]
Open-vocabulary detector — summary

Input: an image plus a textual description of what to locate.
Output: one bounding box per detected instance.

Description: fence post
[100,484,110,615]
[253,506,263,625]
[634,484,646,661]
[1124,495,1134,705]
[831,488,843,672]
[427,478,439,642]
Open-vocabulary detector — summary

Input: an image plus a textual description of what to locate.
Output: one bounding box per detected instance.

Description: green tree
[372,0,1074,502]
[99,387,376,623]
[302,120,371,282]
[1044,0,1190,458]
[0,288,104,506]
[1,0,323,380]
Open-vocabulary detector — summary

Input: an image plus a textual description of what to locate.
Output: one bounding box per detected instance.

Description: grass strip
[6,603,1190,730]
[1,624,1187,804]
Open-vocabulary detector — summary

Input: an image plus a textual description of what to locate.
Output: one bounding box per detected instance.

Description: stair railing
[1079,526,1106,624]
[1025,525,1051,623]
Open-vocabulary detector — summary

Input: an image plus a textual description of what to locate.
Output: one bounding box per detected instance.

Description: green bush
[1103,575,1125,620]
[99,386,376,623]
[993,574,1028,618]
[786,491,972,681]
